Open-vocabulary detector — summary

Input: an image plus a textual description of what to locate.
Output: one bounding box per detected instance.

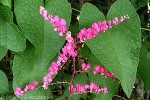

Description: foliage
[0,0,149,100]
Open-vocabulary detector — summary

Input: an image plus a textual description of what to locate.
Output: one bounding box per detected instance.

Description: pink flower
[42,74,52,90]
[102,87,108,93]
[75,84,89,93]
[77,15,129,42]
[92,23,100,36]
[48,62,59,74]
[87,28,93,39]
[58,53,68,63]
[42,83,48,90]
[100,66,106,75]
[43,74,52,84]
[93,65,101,74]
[77,28,87,42]
[112,17,118,25]
[14,87,24,96]
[81,62,90,71]
[40,6,68,36]
[69,85,76,93]
[105,72,113,77]
[32,80,38,87]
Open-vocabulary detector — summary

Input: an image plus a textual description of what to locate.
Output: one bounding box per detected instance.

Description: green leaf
[13,42,51,99]
[55,95,67,100]
[0,45,7,61]
[71,94,81,100]
[0,0,11,8]
[79,3,105,29]
[0,70,9,94]
[0,3,26,52]
[88,53,119,100]
[13,42,48,88]
[73,73,88,85]
[14,0,71,67]
[79,0,141,97]
[81,44,90,57]
[138,43,150,91]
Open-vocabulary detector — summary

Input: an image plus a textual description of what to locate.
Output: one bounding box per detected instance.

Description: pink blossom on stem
[93,65,114,78]
[69,82,108,94]
[39,6,68,36]
[81,62,90,71]
[48,62,59,75]
[14,80,38,96]
[93,65,101,74]
[105,72,113,77]
[69,85,76,93]
[14,87,24,96]
[77,15,129,42]
[102,87,108,93]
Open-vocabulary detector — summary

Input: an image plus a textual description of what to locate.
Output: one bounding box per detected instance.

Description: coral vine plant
[0,0,142,100]
[14,5,129,100]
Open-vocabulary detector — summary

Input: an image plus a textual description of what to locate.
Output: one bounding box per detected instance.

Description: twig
[141,28,150,31]
[114,95,127,100]
[71,8,80,13]
[68,39,76,100]
[68,57,76,100]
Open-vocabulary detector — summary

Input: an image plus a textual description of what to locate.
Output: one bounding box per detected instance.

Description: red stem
[68,56,76,100]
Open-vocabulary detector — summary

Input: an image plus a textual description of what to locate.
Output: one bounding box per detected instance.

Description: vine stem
[113,95,127,100]
[68,56,76,100]
[141,28,150,31]
[68,39,77,100]
[71,8,80,12]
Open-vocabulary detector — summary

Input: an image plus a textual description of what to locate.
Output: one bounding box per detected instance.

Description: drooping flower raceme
[93,65,114,77]
[77,15,129,42]
[40,6,68,36]
[14,80,38,96]
[69,82,108,94]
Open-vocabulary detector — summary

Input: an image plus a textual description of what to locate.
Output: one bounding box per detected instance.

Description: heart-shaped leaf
[79,0,141,97]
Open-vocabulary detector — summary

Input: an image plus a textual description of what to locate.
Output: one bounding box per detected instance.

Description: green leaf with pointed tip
[88,53,119,100]
[0,3,26,52]
[14,0,71,68]
[138,43,150,91]
[0,0,11,8]
[0,45,7,61]
[79,0,141,97]
[0,70,9,94]
[13,0,71,98]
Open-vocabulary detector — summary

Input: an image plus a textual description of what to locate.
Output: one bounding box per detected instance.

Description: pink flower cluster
[40,6,68,36]
[77,15,129,42]
[69,82,108,94]
[93,65,113,77]
[42,40,77,89]
[81,62,90,71]
[14,80,38,96]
